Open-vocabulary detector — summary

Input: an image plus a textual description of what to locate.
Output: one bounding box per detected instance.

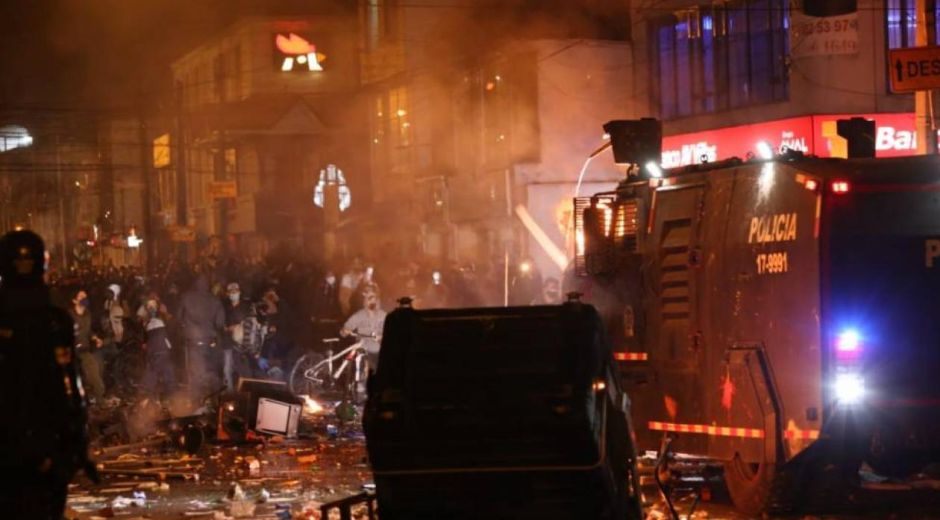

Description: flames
[299,394,324,415]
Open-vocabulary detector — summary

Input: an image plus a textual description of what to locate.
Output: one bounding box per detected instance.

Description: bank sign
[661,113,925,168]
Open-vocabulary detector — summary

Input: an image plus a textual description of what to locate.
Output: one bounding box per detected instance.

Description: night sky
[0,0,334,113]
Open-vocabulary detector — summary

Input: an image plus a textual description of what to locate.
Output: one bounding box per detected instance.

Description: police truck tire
[723,454,779,516]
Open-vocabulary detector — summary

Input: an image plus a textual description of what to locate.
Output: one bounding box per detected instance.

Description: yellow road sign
[889,46,940,93]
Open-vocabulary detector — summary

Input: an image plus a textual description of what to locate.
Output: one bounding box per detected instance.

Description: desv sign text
[889,46,940,93]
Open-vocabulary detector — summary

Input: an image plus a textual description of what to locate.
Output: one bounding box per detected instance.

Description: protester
[70,288,105,404]
[140,297,176,401]
[179,275,225,402]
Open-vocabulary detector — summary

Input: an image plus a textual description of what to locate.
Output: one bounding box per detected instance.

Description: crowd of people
[47,250,564,408]
[0,228,567,517]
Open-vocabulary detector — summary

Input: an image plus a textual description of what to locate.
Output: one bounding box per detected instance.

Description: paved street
[65,403,940,520]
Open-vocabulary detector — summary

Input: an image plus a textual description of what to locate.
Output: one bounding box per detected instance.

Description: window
[886,0,917,49]
[369,86,415,199]
[651,0,789,119]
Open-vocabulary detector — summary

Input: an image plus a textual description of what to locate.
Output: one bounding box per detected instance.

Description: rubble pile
[67,400,373,519]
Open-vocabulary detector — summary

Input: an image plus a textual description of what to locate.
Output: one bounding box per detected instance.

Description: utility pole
[175,81,189,259]
[137,97,154,270]
[214,130,228,249]
[55,134,67,271]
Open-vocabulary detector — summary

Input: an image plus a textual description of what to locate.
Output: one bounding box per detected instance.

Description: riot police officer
[0,230,96,519]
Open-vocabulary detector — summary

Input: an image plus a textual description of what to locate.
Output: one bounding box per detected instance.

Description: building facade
[155,11,366,263]
[630,0,928,163]
[358,0,633,280]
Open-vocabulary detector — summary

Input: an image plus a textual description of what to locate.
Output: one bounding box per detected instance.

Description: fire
[276,33,315,55]
[299,395,324,414]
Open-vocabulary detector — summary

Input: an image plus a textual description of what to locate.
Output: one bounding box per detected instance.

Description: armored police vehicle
[573,146,940,514]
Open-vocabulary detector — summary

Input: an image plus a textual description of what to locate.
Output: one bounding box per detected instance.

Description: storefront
[661,113,926,167]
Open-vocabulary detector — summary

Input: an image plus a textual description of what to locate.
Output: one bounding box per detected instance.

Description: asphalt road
[65,408,940,520]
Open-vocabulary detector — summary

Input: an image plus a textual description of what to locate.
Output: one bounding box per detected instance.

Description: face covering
[325,276,336,285]
[79,298,90,308]
[229,293,240,304]
[367,302,378,310]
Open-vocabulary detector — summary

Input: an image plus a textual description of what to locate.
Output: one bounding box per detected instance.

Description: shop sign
[662,113,925,166]
[791,12,859,58]
[208,181,237,199]
[167,225,196,242]
[153,133,171,168]
[275,33,325,72]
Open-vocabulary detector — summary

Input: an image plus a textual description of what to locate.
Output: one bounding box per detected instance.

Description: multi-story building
[0,118,115,270]
[157,8,365,262]
[630,0,929,165]
[359,0,633,280]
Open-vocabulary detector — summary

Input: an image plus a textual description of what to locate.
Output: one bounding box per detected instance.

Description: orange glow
[804,179,818,191]
[276,33,316,55]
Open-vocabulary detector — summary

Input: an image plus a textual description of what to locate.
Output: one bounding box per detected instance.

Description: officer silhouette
[0,230,97,519]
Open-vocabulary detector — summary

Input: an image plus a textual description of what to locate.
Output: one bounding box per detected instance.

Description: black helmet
[0,230,47,287]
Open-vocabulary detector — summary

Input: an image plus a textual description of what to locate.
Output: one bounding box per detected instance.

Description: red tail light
[831,181,851,194]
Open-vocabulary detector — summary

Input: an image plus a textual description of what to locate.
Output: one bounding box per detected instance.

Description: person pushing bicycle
[340,284,385,371]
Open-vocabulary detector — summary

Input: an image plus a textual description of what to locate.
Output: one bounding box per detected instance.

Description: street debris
[69,397,374,519]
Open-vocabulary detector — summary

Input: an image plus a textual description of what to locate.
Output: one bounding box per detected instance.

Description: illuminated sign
[153,133,170,168]
[314,164,351,212]
[0,125,32,153]
[661,113,930,167]
[275,33,325,72]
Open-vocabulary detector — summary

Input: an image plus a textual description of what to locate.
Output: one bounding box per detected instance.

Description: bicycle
[289,332,375,403]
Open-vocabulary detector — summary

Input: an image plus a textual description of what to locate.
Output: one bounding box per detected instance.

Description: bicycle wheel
[289,353,329,396]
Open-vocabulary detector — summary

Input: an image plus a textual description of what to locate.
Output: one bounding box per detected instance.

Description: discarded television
[255,397,301,438]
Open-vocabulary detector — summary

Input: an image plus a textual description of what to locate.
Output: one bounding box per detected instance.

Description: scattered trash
[157,482,171,493]
[229,499,257,517]
[244,455,261,476]
[326,425,338,439]
[295,501,323,520]
[99,487,135,494]
[910,479,940,490]
[861,481,912,491]
[258,488,271,503]
[228,482,246,501]
[297,454,318,464]
[111,494,145,508]
[858,462,891,484]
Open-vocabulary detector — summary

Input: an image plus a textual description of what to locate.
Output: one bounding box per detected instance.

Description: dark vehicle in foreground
[363,300,643,519]
[573,153,940,514]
